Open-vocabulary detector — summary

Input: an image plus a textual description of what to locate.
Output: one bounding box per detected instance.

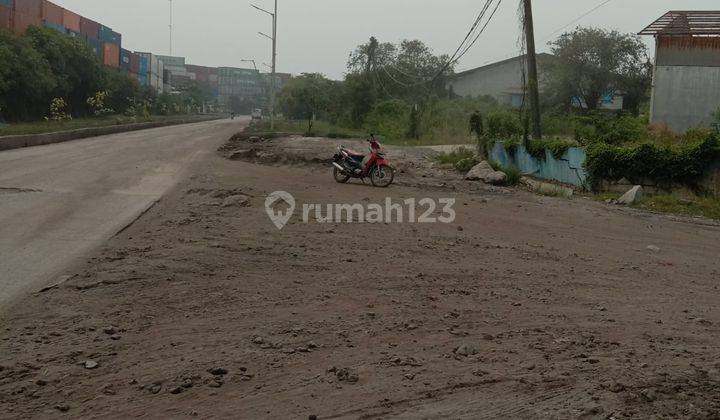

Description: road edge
[0,115,225,152]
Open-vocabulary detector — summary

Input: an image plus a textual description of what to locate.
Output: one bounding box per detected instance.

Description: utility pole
[252,1,277,130]
[523,0,542,140]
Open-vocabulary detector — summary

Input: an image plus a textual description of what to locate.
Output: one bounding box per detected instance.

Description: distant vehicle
[251,109,263,121]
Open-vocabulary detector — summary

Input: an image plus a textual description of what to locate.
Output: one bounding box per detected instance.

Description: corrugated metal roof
[640,11,720,36]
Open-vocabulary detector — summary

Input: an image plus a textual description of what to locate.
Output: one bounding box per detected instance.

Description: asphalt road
[0,117,246,311]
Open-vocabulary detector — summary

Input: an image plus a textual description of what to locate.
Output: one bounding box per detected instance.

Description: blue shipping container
[139,56,149,75]
[66,29,86,41]
[43,20,65,34]
[138,73,148,86]
[98,24,121,45]
[120,48,131,71]
[86,37,103,62]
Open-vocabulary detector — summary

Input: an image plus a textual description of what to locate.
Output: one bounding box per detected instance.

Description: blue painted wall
[489,142,588,187]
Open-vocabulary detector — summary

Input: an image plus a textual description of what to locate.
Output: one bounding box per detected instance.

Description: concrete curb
[0,115,224,152]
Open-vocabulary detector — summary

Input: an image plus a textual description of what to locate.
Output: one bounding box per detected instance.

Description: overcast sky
[53,0,718,79]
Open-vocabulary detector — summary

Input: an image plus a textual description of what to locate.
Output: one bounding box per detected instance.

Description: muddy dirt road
[1,134,719,419]
[0,118,246,309]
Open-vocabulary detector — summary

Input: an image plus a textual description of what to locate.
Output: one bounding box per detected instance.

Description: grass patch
[251,119,473,146]
[434,147,477,171]
[0,115,192,137]
[634,194,720,220]
[489,161,522,186]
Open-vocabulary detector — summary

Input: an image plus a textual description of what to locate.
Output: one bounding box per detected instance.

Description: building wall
[656,36,720,67]
[651,65,720,131]
[650,36,720,132]
[448,57,528,105]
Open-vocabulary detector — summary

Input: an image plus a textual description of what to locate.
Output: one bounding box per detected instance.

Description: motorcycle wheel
[333,167,351,184]
[370,164,394,188]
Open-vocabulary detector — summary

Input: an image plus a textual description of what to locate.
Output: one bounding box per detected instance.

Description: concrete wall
[651,65,720,132]
[489,142,588,187]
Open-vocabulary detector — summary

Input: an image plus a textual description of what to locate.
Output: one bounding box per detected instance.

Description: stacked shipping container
[62,8,80,32]
[138,52,165,93]
[13,0,41,33]
[1,1,255,100]
[0,1,12,32]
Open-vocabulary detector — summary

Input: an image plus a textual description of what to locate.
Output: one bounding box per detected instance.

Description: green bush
[585,131,720,188]
[573,113,647,145]
[486,109,523,139]
[488,161,522,186]
[525,138,578,159]
[364,100,411,143]
[502,165,522,186]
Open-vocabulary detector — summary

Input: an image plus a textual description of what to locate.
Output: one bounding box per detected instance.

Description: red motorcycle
[332,135,395,187]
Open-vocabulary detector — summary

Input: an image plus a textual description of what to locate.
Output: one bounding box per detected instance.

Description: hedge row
[585,132,720,188]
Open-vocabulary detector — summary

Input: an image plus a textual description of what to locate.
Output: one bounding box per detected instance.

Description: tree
[278,73,334,132]
[345,37,454,127]
[547,28,650,114]
[26,26,105,117]
[0,31,56,121]
[104,68,142,115]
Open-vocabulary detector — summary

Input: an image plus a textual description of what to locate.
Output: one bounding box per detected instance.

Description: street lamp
[240,59,258,71]
[251,1,277,130]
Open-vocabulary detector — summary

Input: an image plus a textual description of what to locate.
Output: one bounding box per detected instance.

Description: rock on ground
[617,185,643,205]
[465,161,507,185]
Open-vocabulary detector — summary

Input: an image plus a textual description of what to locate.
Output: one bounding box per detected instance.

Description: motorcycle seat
[344,149,365,158]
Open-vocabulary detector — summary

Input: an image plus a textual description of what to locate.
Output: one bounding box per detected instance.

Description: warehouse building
[640,11,720,132]
[448,54,624,111]
[218,67,265,110]
[447,54,554,107]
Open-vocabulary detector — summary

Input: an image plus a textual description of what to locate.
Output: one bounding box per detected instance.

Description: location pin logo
[265,191,296,230]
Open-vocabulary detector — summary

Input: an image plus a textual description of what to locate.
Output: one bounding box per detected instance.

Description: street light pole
[241,59,258,72]
[252,2,277,130]
[169,0,173,55]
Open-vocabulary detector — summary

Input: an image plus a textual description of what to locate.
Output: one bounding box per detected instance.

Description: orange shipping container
[41,1,63,26]
[0,5,12,32]
[103,42,120,68]
[13,11,41,33]
[15,0,41,18]
[62,8,80,32]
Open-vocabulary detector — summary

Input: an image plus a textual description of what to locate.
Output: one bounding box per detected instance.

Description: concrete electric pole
[252,1,277,130]
[523,0,542,140]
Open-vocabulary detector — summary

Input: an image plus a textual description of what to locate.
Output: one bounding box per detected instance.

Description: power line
[445,0,495,67]
[541,0,612,42]
[366,0,504,90]
[431,0,503,82]
[454,0,504,64]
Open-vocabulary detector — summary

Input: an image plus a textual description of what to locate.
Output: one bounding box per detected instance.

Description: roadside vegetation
[0,114,208,137]
[0,27,215,131]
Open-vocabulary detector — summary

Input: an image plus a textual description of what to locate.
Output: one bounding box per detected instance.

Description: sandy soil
[1,134,720,419]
